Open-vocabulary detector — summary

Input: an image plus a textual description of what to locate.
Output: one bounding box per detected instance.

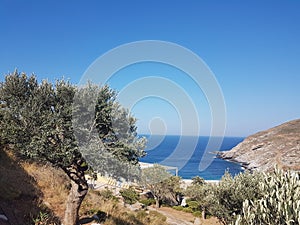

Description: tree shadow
[79,211,146,225]
[110,216,144,225]
[0,147,60,224]
[79,210,106,224]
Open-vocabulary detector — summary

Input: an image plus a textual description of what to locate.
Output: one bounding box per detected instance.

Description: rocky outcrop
[219,119,300,172]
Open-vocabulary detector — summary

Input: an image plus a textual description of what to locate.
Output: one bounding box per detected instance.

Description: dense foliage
[212,171,264,224]
[140,164,182,207]
[0,71,146,225]
[235,168,300,225]
[120,187,140,205]
[183,168,300,225]
[73,83,146,180]
[185,178,214,219]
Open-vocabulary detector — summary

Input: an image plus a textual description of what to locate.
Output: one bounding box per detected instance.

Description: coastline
[140,136,245,180]
[216,151,250,171]
[139,162,221,185]
[182,179,220,186]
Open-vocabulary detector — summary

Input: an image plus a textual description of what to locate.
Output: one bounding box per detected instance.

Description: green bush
[173,205,184,211]
[182,207,194,213]
[97,188,119,202]
[187,200,200,211]
[193,211,203,218]
[31,206,60,225]
[211,170,263,224]
[120,187,139,205]
[98,188,114,199]
[191,176,205,185]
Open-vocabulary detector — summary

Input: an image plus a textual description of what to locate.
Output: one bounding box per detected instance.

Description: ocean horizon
[139,135,245,180]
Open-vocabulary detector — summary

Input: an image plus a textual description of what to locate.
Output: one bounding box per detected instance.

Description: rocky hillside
[219,119,300,172]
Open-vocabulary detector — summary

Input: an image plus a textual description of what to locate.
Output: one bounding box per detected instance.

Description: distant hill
[219,119,300,172]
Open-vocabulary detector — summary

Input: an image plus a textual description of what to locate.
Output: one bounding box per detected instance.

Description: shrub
[98,188,114,199]
[211,170,263,224]
[185,181,215,219]
[173,205,184,211]
[193,211,203,218]
[191,176,205,185]
[235,168,300,225]
[182,207,194,213]
[31,207,60,225]
[187,200,200,211]
[120,187,139,205]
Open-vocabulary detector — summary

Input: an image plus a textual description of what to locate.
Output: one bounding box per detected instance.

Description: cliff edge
[219,119,300,172]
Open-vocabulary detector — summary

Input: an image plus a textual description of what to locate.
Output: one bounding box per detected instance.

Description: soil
[151,206,221,225]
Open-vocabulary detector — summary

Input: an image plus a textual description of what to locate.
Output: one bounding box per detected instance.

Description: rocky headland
[219,119,300,172]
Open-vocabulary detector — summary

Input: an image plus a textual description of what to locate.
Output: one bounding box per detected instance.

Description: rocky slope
[219,119,300,172]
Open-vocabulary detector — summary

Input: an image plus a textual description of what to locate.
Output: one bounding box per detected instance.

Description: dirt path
[150,206,221,225]
[150,207,194,225]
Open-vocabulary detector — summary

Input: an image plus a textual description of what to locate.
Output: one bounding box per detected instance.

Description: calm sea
[139,135,244,180]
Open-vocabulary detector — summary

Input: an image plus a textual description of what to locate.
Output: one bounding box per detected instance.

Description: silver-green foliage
[185,180,214,219]
[0,71,147,225]
[184,171,263,223]
[212,171,263,224]
[235,168,300,225]
[140,164,182,207]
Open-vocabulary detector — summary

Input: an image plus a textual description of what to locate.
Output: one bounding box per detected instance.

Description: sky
[1,0,300,137]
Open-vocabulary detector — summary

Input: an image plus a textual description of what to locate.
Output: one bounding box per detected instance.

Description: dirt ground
[152,206,222,225]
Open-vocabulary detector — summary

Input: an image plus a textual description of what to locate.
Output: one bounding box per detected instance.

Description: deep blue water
[139,135,244,180]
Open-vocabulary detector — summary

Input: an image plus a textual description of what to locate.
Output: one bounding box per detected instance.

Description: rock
[125,202,144,211]
[219,119,300,172]
[180,197,187,207]
[193,217,201,225]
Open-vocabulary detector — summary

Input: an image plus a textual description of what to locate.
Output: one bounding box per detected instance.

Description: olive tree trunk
[202,207,206,220]
[155,196,160,208]
[63,180,88,225]
[63,163,89,225]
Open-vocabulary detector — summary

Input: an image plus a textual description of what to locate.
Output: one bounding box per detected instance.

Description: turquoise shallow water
[139,135,244,180]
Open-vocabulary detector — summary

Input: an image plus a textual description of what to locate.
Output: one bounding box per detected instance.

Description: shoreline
[216,152,250,171]
[182,179,219,184]
[139,162,221,184]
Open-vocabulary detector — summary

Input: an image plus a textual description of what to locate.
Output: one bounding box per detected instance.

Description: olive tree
[212,171,263,224]
[185,177,214,219]
[0,71,146,225]
[140,164,182,207]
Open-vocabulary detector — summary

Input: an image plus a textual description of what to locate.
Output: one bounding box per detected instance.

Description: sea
[139,135,245,180]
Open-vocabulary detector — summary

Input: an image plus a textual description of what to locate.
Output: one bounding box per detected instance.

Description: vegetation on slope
[0,71,146,225]
[0,147,167,225]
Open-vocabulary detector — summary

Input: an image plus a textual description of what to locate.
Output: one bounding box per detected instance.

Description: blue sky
[1,0,300,137]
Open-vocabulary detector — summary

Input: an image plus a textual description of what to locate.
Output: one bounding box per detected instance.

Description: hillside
[0,147,67,225]
[219,119,300,172]
[0,147,221,225]
[0,147,169,225]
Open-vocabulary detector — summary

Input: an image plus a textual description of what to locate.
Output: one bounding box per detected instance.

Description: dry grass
[3,148,219,225]
[22,162,69,220]
[0,148,43,224]
[80,190,168,225]
[1,147,167,225]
